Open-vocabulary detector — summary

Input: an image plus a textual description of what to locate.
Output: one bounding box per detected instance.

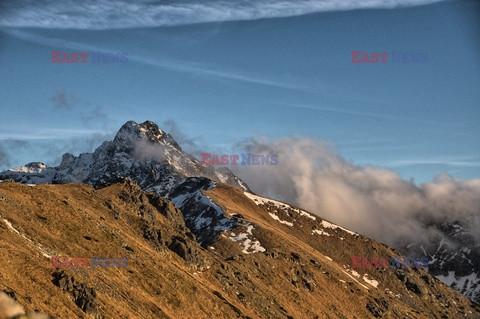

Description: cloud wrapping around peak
[232,137,480,247]
[0,0,446,30]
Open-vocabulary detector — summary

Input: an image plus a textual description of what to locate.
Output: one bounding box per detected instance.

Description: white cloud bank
[0,0,446,30]
[232,137,480,247]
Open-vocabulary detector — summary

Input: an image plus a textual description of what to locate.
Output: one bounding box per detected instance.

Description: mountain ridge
[1,179,479,318]
[0,119,479,307]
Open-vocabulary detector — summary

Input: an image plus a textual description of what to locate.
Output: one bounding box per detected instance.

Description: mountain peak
[0,119,249,194]
[113,120,181,150]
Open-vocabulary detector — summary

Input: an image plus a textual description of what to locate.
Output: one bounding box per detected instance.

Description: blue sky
[0,0,479,183]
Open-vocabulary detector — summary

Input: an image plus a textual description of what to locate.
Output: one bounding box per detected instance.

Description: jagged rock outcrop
[52,271,101,318]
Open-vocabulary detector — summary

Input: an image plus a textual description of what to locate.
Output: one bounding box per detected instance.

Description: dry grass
[0,181,478,318]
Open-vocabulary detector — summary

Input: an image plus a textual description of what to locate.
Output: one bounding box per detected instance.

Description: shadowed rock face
[52,270,101,318]
[169,177,237,245]
[401,220,480,303]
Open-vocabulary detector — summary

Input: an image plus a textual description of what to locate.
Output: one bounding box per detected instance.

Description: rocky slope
[0,119,479,310]
[0,180,479,318]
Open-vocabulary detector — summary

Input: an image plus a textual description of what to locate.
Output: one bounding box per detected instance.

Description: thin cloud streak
[0,128,108,140]
[4,29,303,91]
[275,102,444,126]
[0,0,447,30]
[377,157,480,168]
[132,54,303,91]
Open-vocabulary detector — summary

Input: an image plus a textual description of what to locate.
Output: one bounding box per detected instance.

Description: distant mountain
[0,120,248,195]
[1,120,479,305]
[402,220,480,303]
[0,121,250,246]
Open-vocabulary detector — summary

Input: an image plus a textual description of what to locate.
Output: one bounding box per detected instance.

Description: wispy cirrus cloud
[3,29,303,91]
[377,157,480,168]
[275,102,443,126]
[0,0,447,30]
[0,128,108,140]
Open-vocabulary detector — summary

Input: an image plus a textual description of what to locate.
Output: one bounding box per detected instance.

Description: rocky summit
[0,120,479,318]
[0,120,248,195]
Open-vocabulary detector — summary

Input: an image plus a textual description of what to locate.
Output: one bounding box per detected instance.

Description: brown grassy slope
[0,181,241,318]
[0,180,478,318]
[205,183,480,319]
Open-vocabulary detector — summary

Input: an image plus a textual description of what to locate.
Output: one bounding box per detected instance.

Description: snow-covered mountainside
[402,221,480,303]
[169,177,236,245]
